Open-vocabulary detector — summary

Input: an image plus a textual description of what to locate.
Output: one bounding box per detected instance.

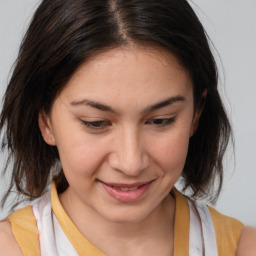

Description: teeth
[113,186,140,191]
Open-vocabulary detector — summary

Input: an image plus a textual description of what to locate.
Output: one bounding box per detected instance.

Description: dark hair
[0,0,231,207]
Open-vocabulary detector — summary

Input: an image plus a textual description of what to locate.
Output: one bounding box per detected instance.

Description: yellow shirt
[7,184,243,255]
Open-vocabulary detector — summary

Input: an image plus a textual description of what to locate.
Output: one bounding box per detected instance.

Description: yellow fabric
[7,184,243,256]
[51,185,189,256]
[51,183,106,256]
[173,189,189,256]
[209,206,244,256]
[7,205,40,256]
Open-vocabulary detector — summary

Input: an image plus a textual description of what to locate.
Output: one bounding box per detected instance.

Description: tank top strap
[208,206,244,255]
[32,191,79,256]
[7,205,40,256]
[188,199,218,256]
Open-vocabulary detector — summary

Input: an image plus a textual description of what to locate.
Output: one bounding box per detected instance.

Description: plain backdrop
[0,1,255,227]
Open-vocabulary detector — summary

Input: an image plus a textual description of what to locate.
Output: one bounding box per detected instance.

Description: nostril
[108,152,119,170]
[108,151,149,176]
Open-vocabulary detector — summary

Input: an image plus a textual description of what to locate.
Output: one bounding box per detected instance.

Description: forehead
[59,46,193,107]
[72,45,188,80]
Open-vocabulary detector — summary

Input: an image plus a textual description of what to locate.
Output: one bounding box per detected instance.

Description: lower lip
[100,182,152,203]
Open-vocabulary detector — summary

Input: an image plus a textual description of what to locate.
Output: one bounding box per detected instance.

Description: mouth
[105,182,149,191]
[99,180,154,202]
[111,186,141,191]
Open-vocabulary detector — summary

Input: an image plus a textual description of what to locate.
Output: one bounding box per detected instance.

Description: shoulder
[208,206,243,236]
[0,220,23,256]
[3,205,40,256]
[208,206,244,255]
[236,226,256,256]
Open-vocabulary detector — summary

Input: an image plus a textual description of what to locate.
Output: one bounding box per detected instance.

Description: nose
[108,126,149,176]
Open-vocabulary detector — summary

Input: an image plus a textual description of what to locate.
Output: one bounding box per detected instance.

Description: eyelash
[81,120,111,130]
[81,117,176,131]
[145,117,176,127]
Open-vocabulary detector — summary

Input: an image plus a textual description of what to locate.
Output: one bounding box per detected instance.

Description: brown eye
[146,117,176,127]
[81,120,111,129]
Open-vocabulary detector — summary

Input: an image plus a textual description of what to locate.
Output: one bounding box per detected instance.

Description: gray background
[0,1,255,227]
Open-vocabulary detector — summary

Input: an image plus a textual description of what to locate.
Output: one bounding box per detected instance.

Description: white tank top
[32,191,218,256]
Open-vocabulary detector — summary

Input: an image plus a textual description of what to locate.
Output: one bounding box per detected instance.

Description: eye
[81,120,111,130]
[145,117,176,127]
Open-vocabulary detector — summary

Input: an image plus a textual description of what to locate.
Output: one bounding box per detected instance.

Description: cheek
[150,131,190,175]
[54,127,108,178]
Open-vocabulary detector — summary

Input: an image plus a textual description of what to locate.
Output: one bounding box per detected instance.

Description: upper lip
[100,180,154,188]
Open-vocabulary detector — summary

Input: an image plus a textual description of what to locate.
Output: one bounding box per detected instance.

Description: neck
[59,190,175,256]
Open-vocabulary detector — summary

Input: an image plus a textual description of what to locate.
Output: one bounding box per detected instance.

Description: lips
[112,185,140,191]
[100,181,153,202]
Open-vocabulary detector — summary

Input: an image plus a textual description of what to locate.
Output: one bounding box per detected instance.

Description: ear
[190,89,207,136]
[38,111,56,146]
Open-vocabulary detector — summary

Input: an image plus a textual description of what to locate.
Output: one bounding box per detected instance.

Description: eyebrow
[142,95,185,114]
[70,99,117,113]
[70,95,185,114]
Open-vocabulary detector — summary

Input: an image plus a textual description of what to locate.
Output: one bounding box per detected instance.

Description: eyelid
[80,119,111,131]
[145,116,177,127]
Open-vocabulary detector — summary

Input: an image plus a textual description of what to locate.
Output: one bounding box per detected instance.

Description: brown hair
[0,0,231,208]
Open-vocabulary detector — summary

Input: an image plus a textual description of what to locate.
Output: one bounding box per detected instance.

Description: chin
[102,207,151,224]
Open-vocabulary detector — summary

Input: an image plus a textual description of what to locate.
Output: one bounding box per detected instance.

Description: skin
[237,227,256,256]
[39,46,194,256]
[0,46,255,255]
[0,221,23,256]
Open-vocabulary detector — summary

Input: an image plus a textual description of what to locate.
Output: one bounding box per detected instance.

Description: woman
[0,0,255,255]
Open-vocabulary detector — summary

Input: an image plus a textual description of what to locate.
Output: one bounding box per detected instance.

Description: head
[0,0,230,207]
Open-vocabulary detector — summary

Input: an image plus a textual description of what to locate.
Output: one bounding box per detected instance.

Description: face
[39,46,198,224]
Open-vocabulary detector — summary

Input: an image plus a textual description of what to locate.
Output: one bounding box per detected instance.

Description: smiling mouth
[99,181,153,202]
[111,184,144,191]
